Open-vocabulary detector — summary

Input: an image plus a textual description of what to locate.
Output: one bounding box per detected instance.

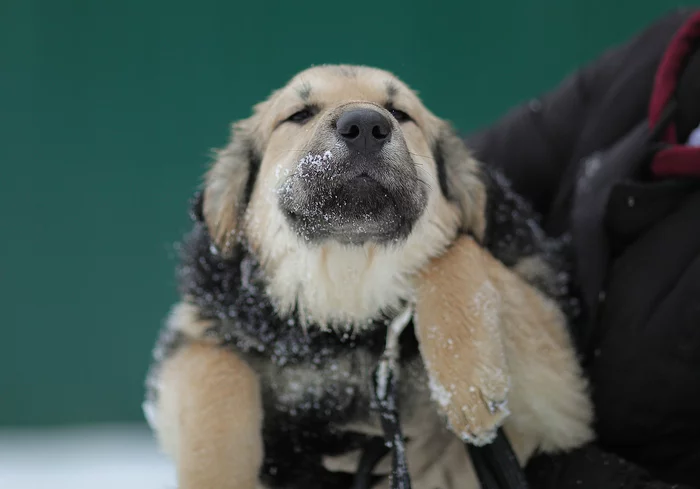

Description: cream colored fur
[155,340,263,489]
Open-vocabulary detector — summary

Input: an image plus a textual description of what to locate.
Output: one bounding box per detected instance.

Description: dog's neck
[262,211,460,330]
[267,243,418,329]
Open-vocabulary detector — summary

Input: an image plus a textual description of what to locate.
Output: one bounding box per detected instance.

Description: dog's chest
[261,348,373,420]
[255,340,432,423]
[229,323,442,488]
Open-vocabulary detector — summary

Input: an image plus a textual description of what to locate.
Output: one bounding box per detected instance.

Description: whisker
[411,159,433,188]
[416,176,433,191]
[408,151,435,160]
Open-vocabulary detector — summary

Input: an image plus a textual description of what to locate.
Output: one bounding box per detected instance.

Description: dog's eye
[285,108,315,124]
[387,107,412,123]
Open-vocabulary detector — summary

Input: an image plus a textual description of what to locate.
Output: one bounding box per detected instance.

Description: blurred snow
[0,424,176,489]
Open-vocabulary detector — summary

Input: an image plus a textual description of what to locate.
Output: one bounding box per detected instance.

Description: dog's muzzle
[277,106,427,246]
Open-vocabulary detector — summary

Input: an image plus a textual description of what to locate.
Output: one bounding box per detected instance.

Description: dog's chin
[282,174,421,246]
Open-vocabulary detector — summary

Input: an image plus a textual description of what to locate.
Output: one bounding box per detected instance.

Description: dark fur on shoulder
[480,167,583,330]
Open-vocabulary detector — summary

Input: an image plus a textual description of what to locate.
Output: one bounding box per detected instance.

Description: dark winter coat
[465,8,700,489]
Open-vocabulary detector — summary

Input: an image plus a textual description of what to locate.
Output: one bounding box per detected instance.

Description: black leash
[361,305,414,489]
[353,305,529,489]
[351,437,391,489]
[370,365,412,489]
[467,429,529,489]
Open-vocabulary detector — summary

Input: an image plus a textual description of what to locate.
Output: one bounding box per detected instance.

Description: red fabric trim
[652,145,700,177]
[648,11,700,144]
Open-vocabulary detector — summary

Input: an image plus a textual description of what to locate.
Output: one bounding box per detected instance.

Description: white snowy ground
[0,424,176,489]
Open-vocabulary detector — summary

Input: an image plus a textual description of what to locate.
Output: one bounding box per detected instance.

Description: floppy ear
[435,125,487,240]
[202,118,259,255]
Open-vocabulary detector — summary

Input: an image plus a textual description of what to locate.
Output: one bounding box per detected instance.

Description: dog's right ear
[202,118,259,255]
[434,124,487,241]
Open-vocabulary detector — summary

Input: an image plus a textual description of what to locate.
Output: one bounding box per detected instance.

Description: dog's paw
[415,235,513,445]
[428,364,510,446]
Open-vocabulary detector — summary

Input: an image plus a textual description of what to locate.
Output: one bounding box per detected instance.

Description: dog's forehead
[283,65,412,104]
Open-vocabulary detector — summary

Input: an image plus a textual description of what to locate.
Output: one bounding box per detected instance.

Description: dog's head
[202,65,486,326]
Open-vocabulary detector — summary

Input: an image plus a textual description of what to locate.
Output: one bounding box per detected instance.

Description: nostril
[372,125,389,140]
[341,124,360,140]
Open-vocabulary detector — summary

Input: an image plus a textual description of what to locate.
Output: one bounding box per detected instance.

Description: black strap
[351,367,412,489]
[370,365,412,489]
[352,437,391,489]
[355,327,528,489]
[352,315,413,489]
[467,429,529,489]
[353,416,529,489]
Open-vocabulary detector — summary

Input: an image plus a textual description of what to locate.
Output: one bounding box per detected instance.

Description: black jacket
[466,8,700,489]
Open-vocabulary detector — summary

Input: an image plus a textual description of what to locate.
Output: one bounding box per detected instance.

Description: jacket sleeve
[525,444,696,489]
[464,8,694,217]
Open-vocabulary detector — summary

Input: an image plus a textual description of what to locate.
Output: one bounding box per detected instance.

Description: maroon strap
[648,11,700,143]
[649,11,700,177]
[654,145,700,177]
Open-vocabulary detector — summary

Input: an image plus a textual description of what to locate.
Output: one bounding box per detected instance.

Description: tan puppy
[145,64,593,489]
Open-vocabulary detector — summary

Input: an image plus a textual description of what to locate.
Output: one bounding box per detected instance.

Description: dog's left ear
[202,117,259,255]
[434,124,487,240]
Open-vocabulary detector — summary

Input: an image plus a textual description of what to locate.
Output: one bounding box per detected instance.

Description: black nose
[336,108,391,154]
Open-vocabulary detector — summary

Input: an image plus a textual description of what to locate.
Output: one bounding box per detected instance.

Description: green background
[1,1,695,426]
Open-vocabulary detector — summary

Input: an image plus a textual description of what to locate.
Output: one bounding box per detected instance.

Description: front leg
[415,235,511,445]
[150,330,263,489]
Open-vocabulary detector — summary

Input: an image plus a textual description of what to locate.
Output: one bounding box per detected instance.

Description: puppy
[144,64,593,489]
